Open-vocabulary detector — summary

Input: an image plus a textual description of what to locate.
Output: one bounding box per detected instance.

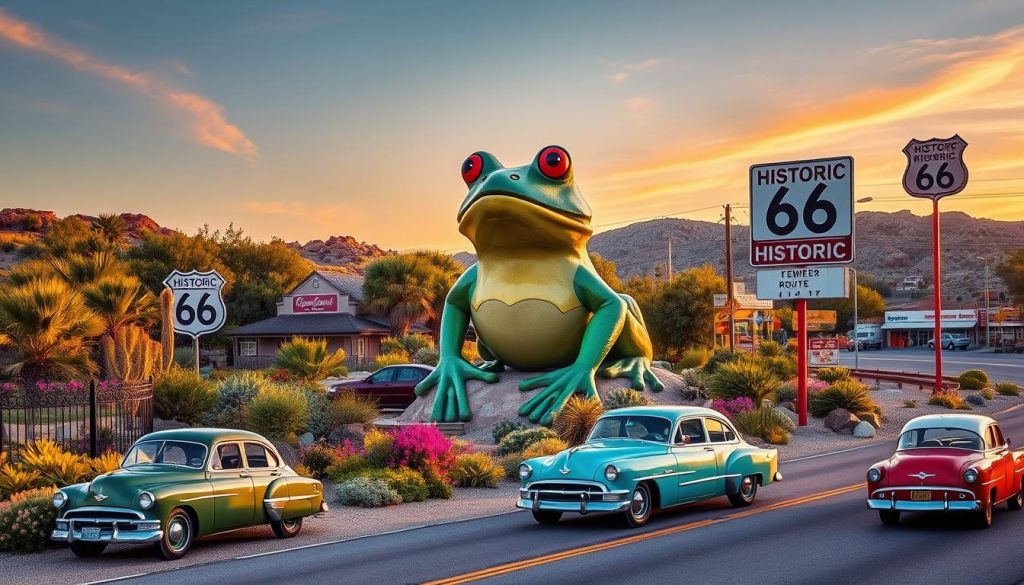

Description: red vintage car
[328,364,434,410]
[866,414,1024,528]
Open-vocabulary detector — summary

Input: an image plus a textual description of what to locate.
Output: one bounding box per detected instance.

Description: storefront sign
[809,337,840,366]
[793,310,838,332]
[713,293,773,310]
[292,294,339,313]
[749,156,854,267]
[885,310,977,323]
[756,266,849,300]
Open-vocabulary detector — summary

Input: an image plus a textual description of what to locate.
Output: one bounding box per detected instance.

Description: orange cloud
[0,8,256,159]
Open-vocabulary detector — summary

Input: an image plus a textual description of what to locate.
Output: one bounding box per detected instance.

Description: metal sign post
[901,135,969,394]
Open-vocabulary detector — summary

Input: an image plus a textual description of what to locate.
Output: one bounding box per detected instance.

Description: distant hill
[286,235,394,274]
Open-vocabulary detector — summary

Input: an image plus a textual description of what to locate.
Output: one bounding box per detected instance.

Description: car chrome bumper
[867,498,979,512]
[51,517,163,544]
[516,488,631,515]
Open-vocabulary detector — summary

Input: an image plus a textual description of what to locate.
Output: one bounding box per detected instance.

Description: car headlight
[605,465,619,482]
[52,491,67,509]
[867,467,882,482]
[964,468,979,483]
[139,491,155,510]
[518,464,532,481]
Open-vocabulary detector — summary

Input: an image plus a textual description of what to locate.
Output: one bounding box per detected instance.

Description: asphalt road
[839,348,1024,384]
[100,407,1024,585]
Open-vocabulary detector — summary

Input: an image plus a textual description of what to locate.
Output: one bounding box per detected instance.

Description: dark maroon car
[328,364,434,410]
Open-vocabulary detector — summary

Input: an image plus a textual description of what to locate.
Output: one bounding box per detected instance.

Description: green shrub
[761,355,796,380]
[302,387,332,438]
[372,352,410,369]
[0,465,43,498]
[707,360,780,403]
[412,347,440,366]
[676,348,712,369]
[732,406,794,445]
[966,394,986,406]
[153,366,216,425]
[704,349,741,374]
[496,427,559,456]
[960,369,990,386]
[334,477,401,507]
[245,384,309,441]
[815,366,851,384]
[492,419,527,444]
[979,387,995,400]
[775,384,796,405]
[275,337,348,380]
[681,368,711,398]
[19,440,90,487]
[330,390,380,426]
[207,371,272,427]
[173,346,196,368]
[808,380,877,418]
[757,340,785,358]
[0,489,58,552]
[423,467,453,499]
[997,382,1021,396]
[300,442,342,480]
[929,391,971,410]
[451,453,504,488]
[604,388,650,410]
[366,467,430,502]
[380,337,407,355]
[553,395,604,447]
[522,437,568,459]
[325,455,371,482]
[362,428,394,467]
[958,372,987,391]
[400,334,435,355]
[497,453,524,480]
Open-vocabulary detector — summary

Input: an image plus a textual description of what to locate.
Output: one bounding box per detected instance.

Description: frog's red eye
[537,146,571,180]
[462,153,484,185]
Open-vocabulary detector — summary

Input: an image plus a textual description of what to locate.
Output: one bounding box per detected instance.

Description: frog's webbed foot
[518,365,598,426]
[477,360,506,373]
[600,357,665,393]
[414,358,499,422]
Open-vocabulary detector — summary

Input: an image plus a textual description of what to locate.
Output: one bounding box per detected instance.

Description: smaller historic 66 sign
[902,135,968,200]
[163,269,227,338]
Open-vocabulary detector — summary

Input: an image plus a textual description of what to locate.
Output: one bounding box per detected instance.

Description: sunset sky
[2,1,1024,253]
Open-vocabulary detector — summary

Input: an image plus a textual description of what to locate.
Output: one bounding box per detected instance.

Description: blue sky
[2,1,1023,251]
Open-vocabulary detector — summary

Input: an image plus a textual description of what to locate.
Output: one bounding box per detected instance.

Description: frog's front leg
[599,294,665,393]
[519,267,626,425]
[414,265,498,422]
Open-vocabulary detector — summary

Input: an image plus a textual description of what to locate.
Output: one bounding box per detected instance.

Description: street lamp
[978,256,991,348]
[850,197,871,370]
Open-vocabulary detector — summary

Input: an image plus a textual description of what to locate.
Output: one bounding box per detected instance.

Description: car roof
[138,428,272,446]
[901,414,997,436]
[600,405,727,420]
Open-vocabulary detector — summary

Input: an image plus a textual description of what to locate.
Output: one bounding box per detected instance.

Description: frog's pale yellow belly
[472,299,589,371]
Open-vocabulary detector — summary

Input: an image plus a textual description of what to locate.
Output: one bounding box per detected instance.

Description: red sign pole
[796,299,808,426]
[932,198,943,394]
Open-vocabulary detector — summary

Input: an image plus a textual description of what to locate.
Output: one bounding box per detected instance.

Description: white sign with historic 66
[162,269,227,338]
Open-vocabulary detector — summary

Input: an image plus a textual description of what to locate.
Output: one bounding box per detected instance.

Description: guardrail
[847,368,960,392]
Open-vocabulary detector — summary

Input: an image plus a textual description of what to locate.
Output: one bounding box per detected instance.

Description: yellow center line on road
[423,482,864,585]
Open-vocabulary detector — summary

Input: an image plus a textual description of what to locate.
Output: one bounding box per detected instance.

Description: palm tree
[411,251,465,342]
[81,275,157,338]
[92,213,129,248]
[362,255,434,337]
[0,278,103,383]
[50,251,124,287]
[274,337,348,380]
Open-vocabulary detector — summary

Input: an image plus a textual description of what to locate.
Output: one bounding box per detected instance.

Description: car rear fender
[263,477,324,522]
[724,447,779,493]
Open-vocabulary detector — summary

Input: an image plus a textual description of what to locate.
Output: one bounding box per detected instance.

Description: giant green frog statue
[415,146,663,424]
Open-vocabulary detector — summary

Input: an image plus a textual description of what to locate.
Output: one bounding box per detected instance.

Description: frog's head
[457,146,593,252]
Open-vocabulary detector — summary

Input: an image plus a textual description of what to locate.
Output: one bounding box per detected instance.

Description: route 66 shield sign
[902,135,968,200]
[162,269,227,338]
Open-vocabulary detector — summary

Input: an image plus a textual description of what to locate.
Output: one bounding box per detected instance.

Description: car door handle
[238,471,252,478]
[704,447,715,452]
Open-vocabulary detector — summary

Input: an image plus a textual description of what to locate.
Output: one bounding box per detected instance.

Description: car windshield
[898,427,984,451]
[122,440,208,469]
[588,415,672,443]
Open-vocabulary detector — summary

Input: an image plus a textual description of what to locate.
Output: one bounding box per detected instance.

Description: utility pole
[667,238,673,281]
[725,204,735,353]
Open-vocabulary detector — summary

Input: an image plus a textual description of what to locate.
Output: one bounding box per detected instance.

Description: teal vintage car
[517,406,782,527]
[51,428,326,560]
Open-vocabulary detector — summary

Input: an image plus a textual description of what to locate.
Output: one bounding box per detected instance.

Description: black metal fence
[0,380,153,460]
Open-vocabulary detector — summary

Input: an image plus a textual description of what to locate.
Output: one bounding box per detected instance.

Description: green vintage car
[51,428,326,560]
[517,406,782,527]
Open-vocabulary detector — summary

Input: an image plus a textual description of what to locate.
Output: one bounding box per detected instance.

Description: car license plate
[81,527,102,540]
[910,490,931,501]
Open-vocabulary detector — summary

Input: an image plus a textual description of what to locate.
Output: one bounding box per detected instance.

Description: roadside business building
[880,309,978,348]
[228,269,395,369]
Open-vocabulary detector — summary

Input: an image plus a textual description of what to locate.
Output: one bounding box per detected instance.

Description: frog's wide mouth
[457,190,589,225]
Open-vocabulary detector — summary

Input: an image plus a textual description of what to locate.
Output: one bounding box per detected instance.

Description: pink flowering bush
[388,424,457,477]
[0,488,58,552]
[710,397,755,419]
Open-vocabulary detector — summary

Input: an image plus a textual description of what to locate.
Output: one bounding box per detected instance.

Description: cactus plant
[160,287,175,371]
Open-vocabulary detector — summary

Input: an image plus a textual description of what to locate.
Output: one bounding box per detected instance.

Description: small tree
[275,337,348,380]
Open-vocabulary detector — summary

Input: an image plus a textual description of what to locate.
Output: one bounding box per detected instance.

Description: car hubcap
[631,489,648,517]
[168,517,188,550]
[741,477,754,497]
[284,519,297,529]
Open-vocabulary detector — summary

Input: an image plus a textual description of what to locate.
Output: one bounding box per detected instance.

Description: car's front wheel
[157,507,195,560]
[531,510,562,525]
[728,475,758,507]
[879,510,900,525]
[271,517,303,538]
[1008,478,1023,511]
[70,541,107,557]
[977,498,993,529]
[622,483,652,528]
